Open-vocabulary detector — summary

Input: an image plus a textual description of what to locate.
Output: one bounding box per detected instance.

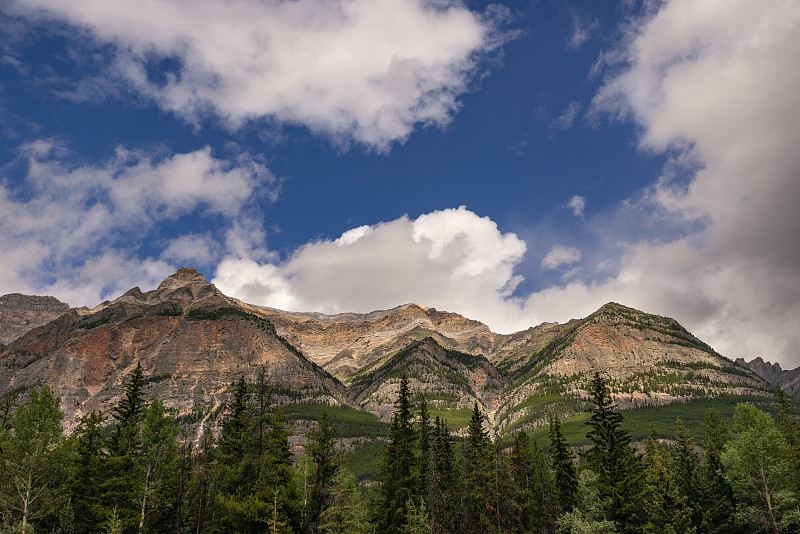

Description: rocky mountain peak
[157,268,209,291]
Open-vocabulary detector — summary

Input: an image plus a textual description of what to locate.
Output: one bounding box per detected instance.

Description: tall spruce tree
[642,434,695,534]
[212,374,300,533]
[307,410,340,533]
[698,401,741,534]
[69,411,107,533]
[377,374,419,534]
[463,402,494,534]
[428,416,457,534]
[583,372,644,533]
[672,419,701,529]
[417,396,432,497]
[102,363,147,531]
[549,412,578,513]
[509,431,556,533]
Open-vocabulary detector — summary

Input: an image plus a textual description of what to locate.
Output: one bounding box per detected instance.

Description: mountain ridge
[0,268,783,438]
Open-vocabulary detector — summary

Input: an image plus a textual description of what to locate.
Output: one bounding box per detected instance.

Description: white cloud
[160,234,219,265]
[8,0,509,150]
[567,195,586,217]
[541,244,582,271]
[569,0,800,366]
[555,101,582,130]
[213,207,527,323]
[567,10,599,50]
[0,141,274,306]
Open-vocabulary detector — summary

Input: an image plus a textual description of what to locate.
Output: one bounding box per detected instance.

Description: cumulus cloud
[541,244,582,271]
[213,207,527,324]
[8,0,509,150]
[0,141,274,305]
[567,195,586,217]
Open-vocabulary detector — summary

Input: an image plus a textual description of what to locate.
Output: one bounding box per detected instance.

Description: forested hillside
[1,367,798,534]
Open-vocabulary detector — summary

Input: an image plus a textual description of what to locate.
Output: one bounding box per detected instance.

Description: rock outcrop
[0,293,70,345]
[737,356,800,396]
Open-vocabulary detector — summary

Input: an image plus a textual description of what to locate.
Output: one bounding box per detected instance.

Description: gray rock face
[737,357,800,395]
[0,293,70,345]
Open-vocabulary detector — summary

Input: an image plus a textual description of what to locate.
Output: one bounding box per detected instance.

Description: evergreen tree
[549,412,578,513]
[212,374,299,533]
[69,411,108,533]
[319,468,367,534]
[191,425,215,534]
[377,374,419,534]
[462,402,494,534]
[307,410,340,533]
[102,362,147,531]
[403,498,431,534]
[428,416,457,534]
[672,419,701,529]
[173,432,195,534]
[0,390,16,431]
[698,401,741,534]
[417,396,432,496]
[641,434,695,534]
[583,372,644,533]
[0,386,67,531]
[510,431,556,533]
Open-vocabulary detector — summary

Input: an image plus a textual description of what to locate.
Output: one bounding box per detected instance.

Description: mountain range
[0,268,787,439]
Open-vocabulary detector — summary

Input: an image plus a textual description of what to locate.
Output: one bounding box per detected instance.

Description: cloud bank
[8,0,507,150]
[0,141,274,305]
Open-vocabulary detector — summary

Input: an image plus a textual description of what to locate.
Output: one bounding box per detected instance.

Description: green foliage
[549,412,579,513]
[0,386,67,531]
[183,306,253,321]
[307,411,340,533]
[377,374,420,534]
[641,435,696,534]
[77,315,111,329]
[583,373,645,533]
[721,403,800,534]
[3,346,799,534]
[282,402,389,438]
[556,470,618,534]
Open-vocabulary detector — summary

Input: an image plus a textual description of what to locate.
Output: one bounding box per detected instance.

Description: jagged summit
[157,267,208,290]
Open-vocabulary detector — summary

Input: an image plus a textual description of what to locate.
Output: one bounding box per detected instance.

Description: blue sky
[2,0,799,368]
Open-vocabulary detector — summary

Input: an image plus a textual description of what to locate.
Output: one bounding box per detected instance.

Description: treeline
[1,368,799,534]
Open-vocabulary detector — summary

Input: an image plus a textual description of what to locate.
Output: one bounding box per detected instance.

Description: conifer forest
[1,365,799,534]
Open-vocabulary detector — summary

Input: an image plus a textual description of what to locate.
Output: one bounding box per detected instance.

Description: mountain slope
[0,269,346,433]
[250,302,497,379]
[494,302,770,434]
[346,336,507,425]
